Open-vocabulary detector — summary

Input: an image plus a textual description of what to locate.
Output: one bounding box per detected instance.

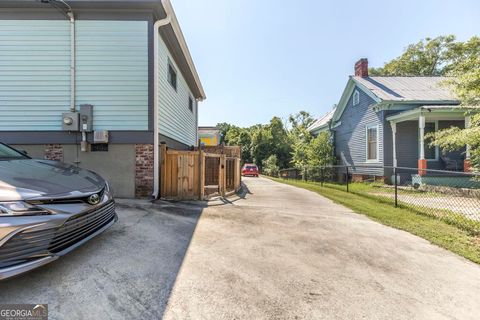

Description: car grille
[0,201,115,269]
[27,188,106,205]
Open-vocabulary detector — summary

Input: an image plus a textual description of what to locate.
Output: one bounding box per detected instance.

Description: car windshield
[0,143,28,160]
[246,166,257,170]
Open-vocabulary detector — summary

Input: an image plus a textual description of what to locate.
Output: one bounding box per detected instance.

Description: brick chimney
[354,58,369,77]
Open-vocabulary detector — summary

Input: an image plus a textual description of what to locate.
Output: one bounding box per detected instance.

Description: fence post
[346,166,349,193]
[220,154,226,197]
[394,166,398,207]
[159,143,167,198]
[321,167,324,187]
[198,148,204,200]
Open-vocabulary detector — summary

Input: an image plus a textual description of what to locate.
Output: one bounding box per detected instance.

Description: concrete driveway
[1,177,480,319]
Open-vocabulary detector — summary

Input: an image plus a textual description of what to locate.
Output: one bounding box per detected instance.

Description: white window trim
[353,90,360,106]
[365,123,380,162]
[420,120,439,161]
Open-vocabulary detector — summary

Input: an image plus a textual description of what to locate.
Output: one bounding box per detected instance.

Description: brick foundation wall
[44,144,64,161]
[135,144,154,198]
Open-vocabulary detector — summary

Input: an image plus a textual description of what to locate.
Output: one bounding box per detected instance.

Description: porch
[387,106,472,175]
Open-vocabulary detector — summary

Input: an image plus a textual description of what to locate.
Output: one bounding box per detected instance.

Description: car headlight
[104,181,113,196]
[0,202,50,216]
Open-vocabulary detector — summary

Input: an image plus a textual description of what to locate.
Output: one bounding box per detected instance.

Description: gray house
[310,59,471,183]
[0,0,205,198]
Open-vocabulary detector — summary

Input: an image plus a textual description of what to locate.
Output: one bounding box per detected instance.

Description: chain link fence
[278,165,480,234]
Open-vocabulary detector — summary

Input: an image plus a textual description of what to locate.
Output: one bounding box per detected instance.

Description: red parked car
[242,164,259,177]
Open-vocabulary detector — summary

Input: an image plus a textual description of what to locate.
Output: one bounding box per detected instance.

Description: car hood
[0,159,105,201]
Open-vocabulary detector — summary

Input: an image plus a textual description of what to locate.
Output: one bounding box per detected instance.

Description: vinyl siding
[0,20,71,130]
[0,20,148,131]
[157,34,197,146]
[333,86,384,176]
[76,21,148,130]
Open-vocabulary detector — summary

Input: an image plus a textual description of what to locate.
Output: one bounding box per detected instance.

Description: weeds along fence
[278,165,480,234]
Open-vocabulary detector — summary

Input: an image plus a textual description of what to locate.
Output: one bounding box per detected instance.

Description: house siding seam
[157,33,197,147]
[334,85,384,176]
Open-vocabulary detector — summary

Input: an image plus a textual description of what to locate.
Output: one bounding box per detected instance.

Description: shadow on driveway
[0,198,206,319]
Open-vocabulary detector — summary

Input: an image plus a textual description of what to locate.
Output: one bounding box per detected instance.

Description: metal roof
[352,76,458,102]
[308,108,335,132]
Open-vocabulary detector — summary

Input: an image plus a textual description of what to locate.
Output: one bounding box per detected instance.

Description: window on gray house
[424,122,437,160]
[366,125,378,160]
[168,62,177,90]
[353,90,360,106]
[189,97,194,112]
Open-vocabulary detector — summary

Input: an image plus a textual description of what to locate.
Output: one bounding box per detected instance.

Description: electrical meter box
[62,112,80,131]
[80,104,94,132]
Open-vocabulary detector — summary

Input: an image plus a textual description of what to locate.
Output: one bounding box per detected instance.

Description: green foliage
[289,111,316,169]
[427,112,480,169]
[262,155,280,176]
[307,132,335,167]
[443,36,480,106]
[369,35,456,76]
[216,122,233,144]
[217,116,292,170]
[373,35,480,169]
[217,111,335,171]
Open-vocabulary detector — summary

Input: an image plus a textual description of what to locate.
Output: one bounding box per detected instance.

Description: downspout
[153,16,172,199]
[67,10,75,112]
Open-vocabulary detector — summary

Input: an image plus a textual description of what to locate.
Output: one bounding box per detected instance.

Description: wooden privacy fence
[160,145,241,200]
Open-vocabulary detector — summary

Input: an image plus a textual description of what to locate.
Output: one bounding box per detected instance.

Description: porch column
[418,115,427,175]
[464,116,472,172]
[391,122,397,167]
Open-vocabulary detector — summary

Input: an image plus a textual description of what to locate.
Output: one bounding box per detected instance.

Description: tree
[216,122,232,144]
[224,126,253,162]
[262,155,280,177]
[369,35,456,76]
[432,37,479,169]
[250,117,291,169]
[307,132,335,168]
[443,36,480,106]
[289,111,315,170]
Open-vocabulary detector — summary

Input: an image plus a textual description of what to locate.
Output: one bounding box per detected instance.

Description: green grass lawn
[269,177,480,264]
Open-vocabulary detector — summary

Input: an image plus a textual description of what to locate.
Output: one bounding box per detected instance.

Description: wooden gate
[160,145,242,200]
[160,146,200,200]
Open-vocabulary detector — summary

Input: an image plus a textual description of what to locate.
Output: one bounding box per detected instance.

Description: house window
[167,62,177,90]
[189,97,194,112]
[353,90,360,106]
[423,122,438,160]
[366,124,378,161]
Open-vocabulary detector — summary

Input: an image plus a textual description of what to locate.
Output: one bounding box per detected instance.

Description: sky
[171,0,480,127]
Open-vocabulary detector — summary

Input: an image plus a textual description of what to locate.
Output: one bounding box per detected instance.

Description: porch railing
[278,165,480,234]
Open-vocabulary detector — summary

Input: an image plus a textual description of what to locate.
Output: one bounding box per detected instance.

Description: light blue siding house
[0,0,206,198]
[310,59,471,183]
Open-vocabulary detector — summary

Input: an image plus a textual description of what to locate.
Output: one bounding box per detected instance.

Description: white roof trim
[331,77,381,124]
[162,0,206,100]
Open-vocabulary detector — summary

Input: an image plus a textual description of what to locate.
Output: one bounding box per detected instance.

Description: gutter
[152,16,172,199]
